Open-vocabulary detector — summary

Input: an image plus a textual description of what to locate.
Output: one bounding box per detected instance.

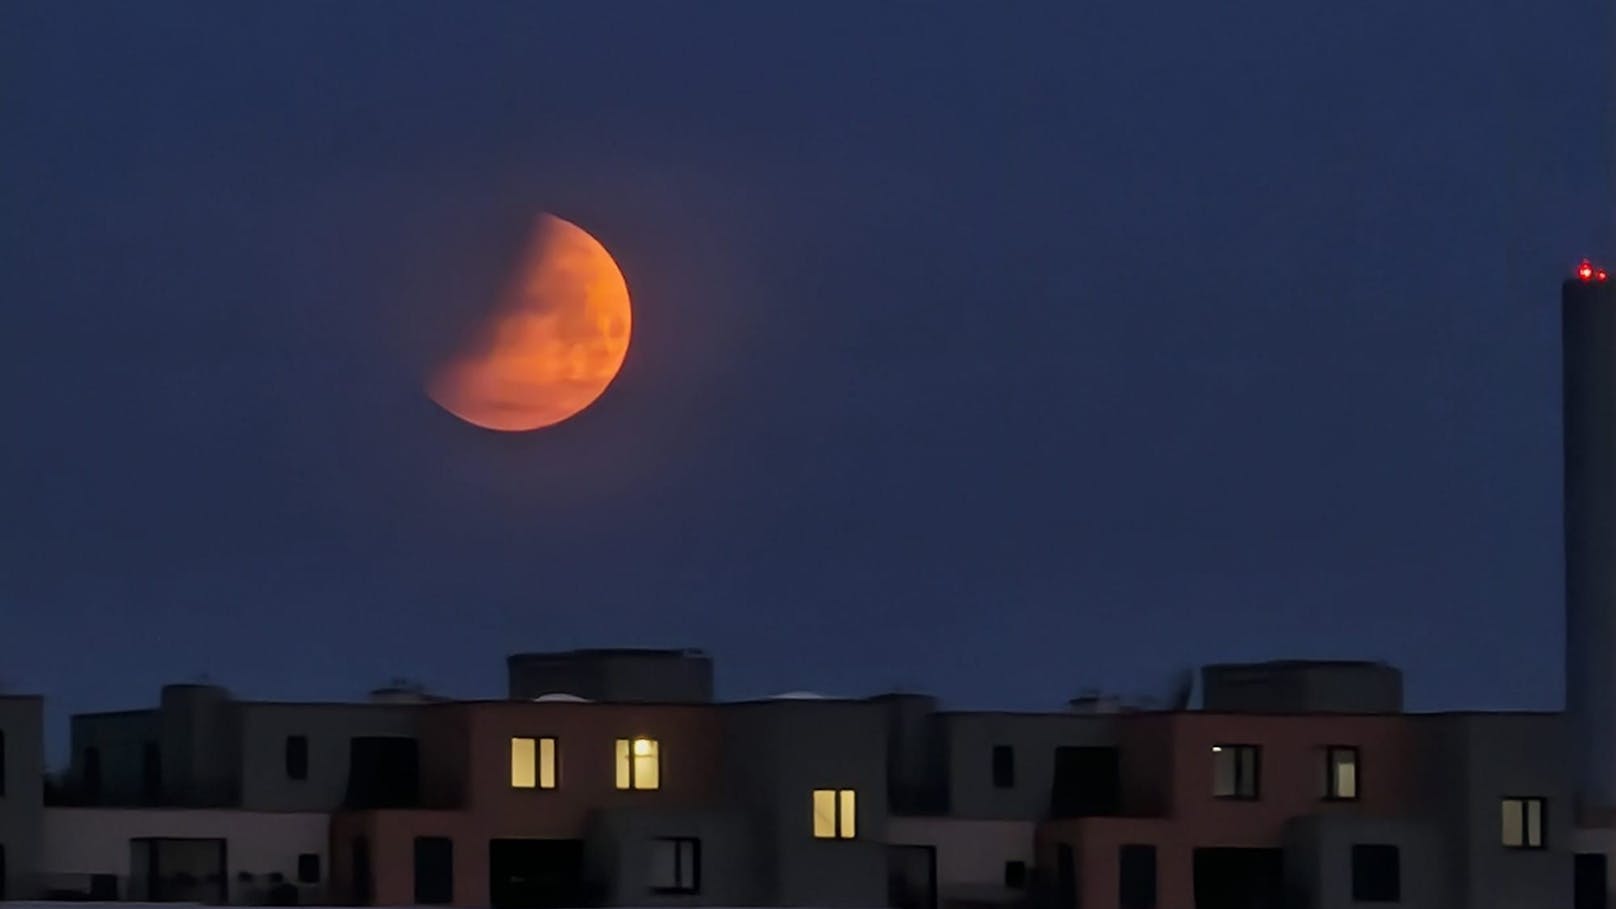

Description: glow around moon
[428,214,632,432]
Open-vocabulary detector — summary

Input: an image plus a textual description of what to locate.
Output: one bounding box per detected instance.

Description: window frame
[615,737,661,791]
[812,788,857,839]
[1323,745,1360,802]
[510,735,560,790]
[1210,744,1261,800]
[1501,796,1547,850]
[649,836,701,895]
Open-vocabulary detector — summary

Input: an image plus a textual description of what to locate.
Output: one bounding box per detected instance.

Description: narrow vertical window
[992,745,1015,789]
[511,737,536,788]
[538,737,557,789]
[285,735,309,781]
[1325,746,1359,800]
[1502,797,1546,848]
[812,788,856,839]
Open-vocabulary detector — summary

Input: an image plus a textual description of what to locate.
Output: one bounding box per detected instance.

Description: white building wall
[42,808,328,904]
[886,817,1035,901]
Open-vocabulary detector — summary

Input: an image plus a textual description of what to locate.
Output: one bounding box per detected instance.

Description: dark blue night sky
[1,2,1610,751]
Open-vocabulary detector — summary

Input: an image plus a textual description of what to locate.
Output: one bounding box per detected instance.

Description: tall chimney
[1565,259,1616,822]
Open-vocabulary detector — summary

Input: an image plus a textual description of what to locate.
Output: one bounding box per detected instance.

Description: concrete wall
[936,712,1117,820]
[159,685,241,806]
[1201,662,1404,714]
[237,703,421,811]
[41,807,329,904]
[886,817,1034,903]
[1282,814,1446,908]
[70,710,160,805]
[587,806,760,906]
[722,700,889,908]
[1415,713,1574,909]
[508,650,714,704]
[0,696,45,899]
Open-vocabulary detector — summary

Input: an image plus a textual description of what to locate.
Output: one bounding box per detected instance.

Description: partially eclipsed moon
[428,214,632,431]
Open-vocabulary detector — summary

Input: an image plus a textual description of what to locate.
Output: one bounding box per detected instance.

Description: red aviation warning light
[1577,259,1609,282]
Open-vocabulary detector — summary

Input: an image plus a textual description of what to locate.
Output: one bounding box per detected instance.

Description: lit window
[1211,745,1260,799]
[1502,797,1546,849]
[510,737,558,789]
[1325,746,1359,800]
[615,737,660,790]
[812,789,857,839]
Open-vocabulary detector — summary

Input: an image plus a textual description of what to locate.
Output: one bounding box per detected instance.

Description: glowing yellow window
[615,737,660,790]
[510,736,558,789]
[812,789,856,839]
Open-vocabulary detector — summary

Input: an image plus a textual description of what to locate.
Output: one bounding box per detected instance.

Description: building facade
[0,651,1598,909]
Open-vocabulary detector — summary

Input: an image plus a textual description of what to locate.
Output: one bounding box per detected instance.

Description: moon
[427,214,632,432]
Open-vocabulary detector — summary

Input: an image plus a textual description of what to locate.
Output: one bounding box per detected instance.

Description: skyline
[2,0,1613,748]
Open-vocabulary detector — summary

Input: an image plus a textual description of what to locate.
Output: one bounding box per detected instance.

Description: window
[511,737,558,789]
[812,788,857,839]
[1119,844,1157,909]
[413,836,454,904]
[0,729,6,797]
[1325,746,1359,800]
[1003,861,1027,890]
[1502,797,1546,849]
[650,837,700,894]
[615,738,660,790]
[1211,745,1260,799]
[992,745,1015,789]
[1351,844,1400,902]
[285,735,309,781]
[297,853,321,884]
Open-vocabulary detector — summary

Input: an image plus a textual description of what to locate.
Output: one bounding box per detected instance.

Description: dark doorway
[489,839,587,909]
[1052,746,1121,817]
[345,737,420,808]
[352,836,373,906]
[131,837,228,903]
[1,843,7,902]
[415,837,455,904]
[1056,844,1077,909]
[1576,852,1609,909]
[887,844,937,909]
[1193,848,1283,909]
[1119,844,1156,909]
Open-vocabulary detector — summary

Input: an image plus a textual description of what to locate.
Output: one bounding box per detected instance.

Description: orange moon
[428,214,632,431]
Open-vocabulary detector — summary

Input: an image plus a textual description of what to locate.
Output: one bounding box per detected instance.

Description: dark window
[650,837,700,894]
[992,745,1016,789]
[0,842,6,901]
[1211,745,1260,799]
[1119,844,1157,909]
[89,874,119,900]
[1051,746,1121,816]
[413,836,454,904]
[83,746,102,802]
[1502,797,1547,849]
[1351,844,1400,902]
[286,736,309,781]
[345,737,419,808]
[1325,746,1359,800]
[1576,852,1609,909]
[1003,860,1027,890]
[142,742,161,802]
[0,728,6,797]
[297,853,321,884]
